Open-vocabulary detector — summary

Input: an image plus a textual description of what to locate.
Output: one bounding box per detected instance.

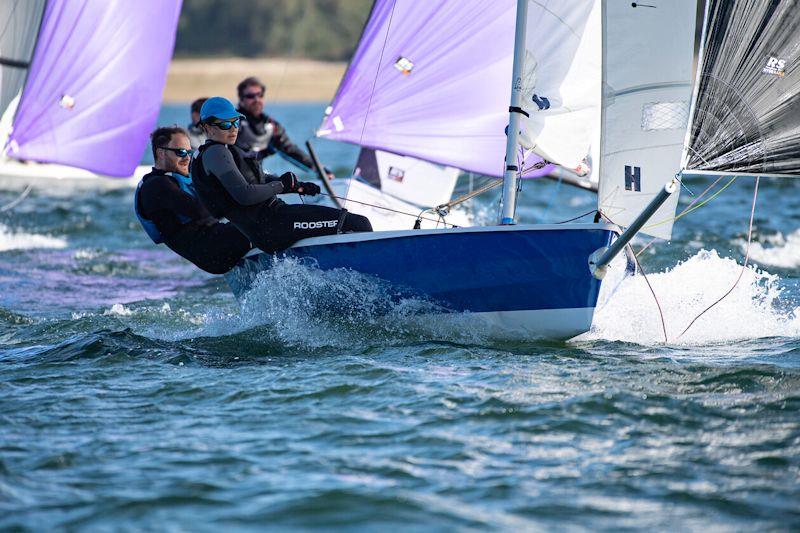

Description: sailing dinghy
[226,0,684,340]
[0,0,181,189]
[229,0,799,340]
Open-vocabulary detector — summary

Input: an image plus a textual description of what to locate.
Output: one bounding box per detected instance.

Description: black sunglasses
[242,92,264,100]
[159,146,192,158]
[209,118,240,130]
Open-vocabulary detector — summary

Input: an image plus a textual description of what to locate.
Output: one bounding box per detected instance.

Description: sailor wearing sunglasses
[235,76,326,175]
[192,97,372,254]
[134,126,252,274]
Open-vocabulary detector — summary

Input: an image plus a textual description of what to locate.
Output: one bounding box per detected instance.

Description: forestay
[597,0,698,240]
[684,0,800,176]
[317,0,554,179]
[6,0,182,177]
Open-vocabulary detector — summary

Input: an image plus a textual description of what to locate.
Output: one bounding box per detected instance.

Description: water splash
[234,257,484,348]
[747,228,800,269]
[581,250,800,345]
[0,223,66,251]
[92,258,486,349]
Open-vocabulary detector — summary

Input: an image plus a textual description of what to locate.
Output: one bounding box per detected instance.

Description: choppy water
[1,103,799,531]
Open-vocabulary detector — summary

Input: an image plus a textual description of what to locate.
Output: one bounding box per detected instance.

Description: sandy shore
[163,58,347,104]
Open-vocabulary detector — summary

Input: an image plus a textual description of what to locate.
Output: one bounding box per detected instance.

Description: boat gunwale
[243,222,621,258]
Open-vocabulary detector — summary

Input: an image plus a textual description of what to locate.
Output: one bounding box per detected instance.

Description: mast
[498,0,529,225]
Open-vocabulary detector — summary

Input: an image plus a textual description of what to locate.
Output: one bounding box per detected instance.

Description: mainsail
[517,0,600,170]
[4,0,182,177]
[596,0,699,240]
[318,0,568,179]
[685,0,800,176]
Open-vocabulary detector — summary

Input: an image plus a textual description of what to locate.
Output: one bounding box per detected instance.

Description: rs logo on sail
[625,165,641,192]
[762,56,786,77]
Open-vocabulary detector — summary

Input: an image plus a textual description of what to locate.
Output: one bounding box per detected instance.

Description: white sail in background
[518,0,601,171]
[0,0,47,149]
[597,0,698,240]
[353,148,460,208]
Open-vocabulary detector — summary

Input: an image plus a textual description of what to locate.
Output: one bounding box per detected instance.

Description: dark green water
[1,103,799,530]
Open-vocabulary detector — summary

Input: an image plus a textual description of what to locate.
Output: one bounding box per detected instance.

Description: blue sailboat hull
[225,224,621,339]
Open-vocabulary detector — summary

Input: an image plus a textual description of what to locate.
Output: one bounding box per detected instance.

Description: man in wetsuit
[187,98,207,152]
[134,126,251,274]
[191,97,372,254]
[235,76,325,176]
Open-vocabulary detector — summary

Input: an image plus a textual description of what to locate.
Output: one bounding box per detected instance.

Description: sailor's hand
[279,172,299,193]
[297,182,321,196]
[323,166,335,180]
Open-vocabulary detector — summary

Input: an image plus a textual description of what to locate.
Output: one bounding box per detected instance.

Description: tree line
[175,0,373,61]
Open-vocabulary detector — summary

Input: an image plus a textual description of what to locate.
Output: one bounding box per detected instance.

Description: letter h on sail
[624,165,641,192]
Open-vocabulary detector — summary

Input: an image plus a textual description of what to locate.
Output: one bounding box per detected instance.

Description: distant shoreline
[163,58,346,104]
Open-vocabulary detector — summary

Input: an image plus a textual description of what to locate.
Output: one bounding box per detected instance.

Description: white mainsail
[518,0,601,171]
[597,0,699,240]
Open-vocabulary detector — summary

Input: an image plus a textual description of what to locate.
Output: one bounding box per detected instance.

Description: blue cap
[200,96,245,122]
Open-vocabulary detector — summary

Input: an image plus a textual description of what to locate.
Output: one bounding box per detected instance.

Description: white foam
[747,228,800,268]
[579,249,800,346]
[104,303,133,316]
[0,223,66,251]
[234,257,483,348]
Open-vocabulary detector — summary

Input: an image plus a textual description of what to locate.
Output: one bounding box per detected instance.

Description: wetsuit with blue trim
[135,167,252,274]
[235,107,314,169]
[191,141,372,254]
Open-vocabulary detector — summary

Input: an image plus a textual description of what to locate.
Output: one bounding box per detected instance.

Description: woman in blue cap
[191,97,372,254]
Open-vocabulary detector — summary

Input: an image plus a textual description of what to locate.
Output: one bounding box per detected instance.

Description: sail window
[59,94,75,110]
[640,101,689,131]
[394,56,414,75]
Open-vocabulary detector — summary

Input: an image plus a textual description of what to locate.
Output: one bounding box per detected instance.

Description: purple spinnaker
[7,0,182,177]
[319,0,553,179]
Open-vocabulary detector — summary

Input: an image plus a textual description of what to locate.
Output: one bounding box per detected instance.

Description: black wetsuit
[191,141,372,254]
[135,168,251,274]
[235,108,314,168]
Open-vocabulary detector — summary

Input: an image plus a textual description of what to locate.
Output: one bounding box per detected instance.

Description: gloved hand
[279,172,298,193]
[297,182,321,196]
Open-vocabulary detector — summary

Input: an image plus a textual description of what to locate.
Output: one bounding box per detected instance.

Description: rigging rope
[641,175,737,231]
[635,173,733,257]
[677,176,760,340]
[316,191,459,228]
[0,183,32,212]
[434,178,502,212]
[601,212,669,343]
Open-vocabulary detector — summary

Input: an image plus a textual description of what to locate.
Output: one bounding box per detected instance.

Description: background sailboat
[314,0,559,231]
[0,0,182,189]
